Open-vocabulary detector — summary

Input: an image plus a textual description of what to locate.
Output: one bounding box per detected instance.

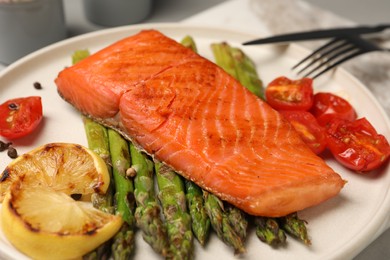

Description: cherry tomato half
[0,96,43,139]
[265,76,314,111]
[311,92,357,127]
[281,110,327,155]
[326,117,390,172]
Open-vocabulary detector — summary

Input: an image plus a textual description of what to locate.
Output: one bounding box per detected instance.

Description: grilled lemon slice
[0,143,122,260]
[0,143,110,202]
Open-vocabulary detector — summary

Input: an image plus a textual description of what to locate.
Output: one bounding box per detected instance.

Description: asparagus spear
[129,143,170,256]
[83,117,115,214]
[108,129,136,259]
[211,42,238,78]
[83,117,114,259]
[212,41,313,247]
[181,35,198,53]
[254,216,287,247]
[183,35,248,247]
[279,212,311,245]
[155,162,193,259]
[184,180,211,246]
[180,35,213,247]
[210,42,260,245]
[225,204,248,242]
[230,47,264,99]
[72,49,90,64]
[183,36,248,249]
[203,191,245,254]
[211,42,264,99]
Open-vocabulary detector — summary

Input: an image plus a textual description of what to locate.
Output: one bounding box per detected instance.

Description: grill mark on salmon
[55,29,346,217]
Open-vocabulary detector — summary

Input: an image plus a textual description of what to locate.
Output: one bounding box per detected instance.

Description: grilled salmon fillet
[55,29,345,217]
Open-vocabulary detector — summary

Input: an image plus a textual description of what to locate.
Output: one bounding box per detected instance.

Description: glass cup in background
[0,0,67,65]
[82,0,153,27]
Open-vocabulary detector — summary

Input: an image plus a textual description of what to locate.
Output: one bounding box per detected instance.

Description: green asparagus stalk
[184,180,211,246]
[83,117,114,259]
[129,143,170,256]
[183,35,248,249]
[180,35,213,247]
[225,204,248,242]
[230,47,264,98]
[213,42,282,247]
[108,129,136,259]
[211,42,238,78]
[83,117,115,214]
[279,212,311,245]
[182,35,248,248]
[210,42,260,245]
[254,216,287,247]
[203,191,245,254]
[211,42,264,99]
[212,41,312,248]
[72,49,90,64]
[181,35,198,53]
[155,162,193,259]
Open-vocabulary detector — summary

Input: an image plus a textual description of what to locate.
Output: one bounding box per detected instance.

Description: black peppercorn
[0,141,11,152]
[7,146,18,159]
[33,82,42,89]
[71,193,82,201]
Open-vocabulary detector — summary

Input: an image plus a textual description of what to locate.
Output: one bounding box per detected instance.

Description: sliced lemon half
[0,143,110,202]
[0,143,122,260]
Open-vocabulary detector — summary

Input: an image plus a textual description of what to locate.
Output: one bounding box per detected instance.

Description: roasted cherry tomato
[311,92,357,127]
[281,110,327,154]
[0,96,43,139]
[265,76,314,111]
[326,117,390,172]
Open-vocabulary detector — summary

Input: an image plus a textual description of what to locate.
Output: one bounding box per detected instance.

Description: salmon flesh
[55,30,345,217]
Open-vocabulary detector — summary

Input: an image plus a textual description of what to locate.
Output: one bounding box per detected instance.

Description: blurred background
[305,0,390,24]
[63,0,390,37]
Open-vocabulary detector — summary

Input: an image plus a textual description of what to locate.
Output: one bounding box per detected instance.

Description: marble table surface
[1,0,389,259]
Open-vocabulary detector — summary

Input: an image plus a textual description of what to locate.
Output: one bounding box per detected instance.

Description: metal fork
[292,35,390,79]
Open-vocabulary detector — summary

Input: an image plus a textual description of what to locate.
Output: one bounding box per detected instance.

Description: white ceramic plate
[0,23,389,260]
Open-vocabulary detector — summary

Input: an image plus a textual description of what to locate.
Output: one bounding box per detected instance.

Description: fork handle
[377,24,390,31]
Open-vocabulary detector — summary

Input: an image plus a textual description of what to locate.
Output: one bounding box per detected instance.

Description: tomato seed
[343,137,351,144]
[8,103,18,110]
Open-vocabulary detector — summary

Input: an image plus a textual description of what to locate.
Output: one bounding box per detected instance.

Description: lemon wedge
[0,143,122,260]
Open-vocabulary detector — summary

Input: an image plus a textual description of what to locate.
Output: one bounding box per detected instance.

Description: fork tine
[291,35,386,79]
[291,38,343,70]
[310,49,367,78]
[295,39,352,75]
[300,44,359,77]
